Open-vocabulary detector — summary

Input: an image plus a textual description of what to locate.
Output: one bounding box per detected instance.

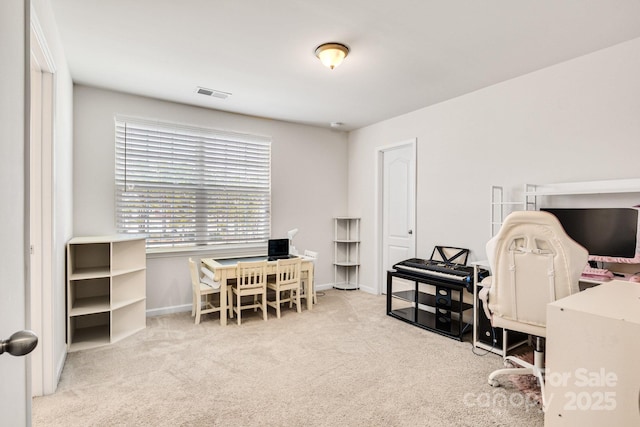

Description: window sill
[146,243,267,260]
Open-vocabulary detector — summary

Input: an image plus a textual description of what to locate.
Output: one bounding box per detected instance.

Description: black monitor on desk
[541,207,639,261]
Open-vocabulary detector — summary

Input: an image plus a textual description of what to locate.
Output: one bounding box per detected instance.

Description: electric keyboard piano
[392,258,488,292]
[387,256,490,340]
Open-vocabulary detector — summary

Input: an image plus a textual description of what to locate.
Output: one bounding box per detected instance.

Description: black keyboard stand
[386,269,474,341]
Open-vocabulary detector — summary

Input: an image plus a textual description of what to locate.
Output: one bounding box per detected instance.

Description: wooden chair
[299,250,318,305]
[189,258,223,325]
[267,257,302,318]
[231,260,268,325]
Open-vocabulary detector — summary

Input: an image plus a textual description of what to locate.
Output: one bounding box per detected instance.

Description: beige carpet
[33,290,543,426]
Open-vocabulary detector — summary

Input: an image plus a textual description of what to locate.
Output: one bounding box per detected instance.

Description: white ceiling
[50,0,640,131]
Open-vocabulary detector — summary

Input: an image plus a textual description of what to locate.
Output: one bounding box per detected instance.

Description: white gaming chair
[479,210,588,408]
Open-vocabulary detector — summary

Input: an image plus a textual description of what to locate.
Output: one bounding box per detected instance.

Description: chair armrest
[478,279,492,322]
[480,276,492,287]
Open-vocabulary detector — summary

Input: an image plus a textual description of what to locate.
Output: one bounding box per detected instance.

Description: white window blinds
[115,116,271,250]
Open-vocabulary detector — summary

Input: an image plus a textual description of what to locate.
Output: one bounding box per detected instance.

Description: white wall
[73,86,348,312]
[348,37,640,294]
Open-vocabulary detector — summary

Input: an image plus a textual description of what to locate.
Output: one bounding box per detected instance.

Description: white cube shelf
[66,235,146,352]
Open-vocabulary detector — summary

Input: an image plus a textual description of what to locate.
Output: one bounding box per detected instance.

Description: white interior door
[381,141,416,293]
[0,1,30,423]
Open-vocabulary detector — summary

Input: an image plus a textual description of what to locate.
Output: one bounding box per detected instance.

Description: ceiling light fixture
[315,42,349,70]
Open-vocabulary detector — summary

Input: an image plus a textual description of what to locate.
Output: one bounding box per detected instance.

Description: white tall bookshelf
[333,217,360,290]
[66,235,147,352]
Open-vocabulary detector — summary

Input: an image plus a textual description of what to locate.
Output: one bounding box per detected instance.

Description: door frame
[29,7,56,396]
[374,138,417,295]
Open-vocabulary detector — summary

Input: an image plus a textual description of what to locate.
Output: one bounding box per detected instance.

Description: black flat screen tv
[541,207,639,261]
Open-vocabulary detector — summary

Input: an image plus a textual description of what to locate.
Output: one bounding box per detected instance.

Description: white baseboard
[145,282,371,316]
[356,284,376,294]
[146,304,192,317]
[315,282,334,291]
[316,282,377,295]
[54,347,66,393]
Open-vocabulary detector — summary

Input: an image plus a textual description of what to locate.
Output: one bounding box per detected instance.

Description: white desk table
[545,280,640,426]
[201,256,315,326]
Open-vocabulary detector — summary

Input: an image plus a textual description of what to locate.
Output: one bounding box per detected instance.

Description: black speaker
[435,286,452,332]
[435,287,452,308]
[434,308,451,332]
[476,295,502,347]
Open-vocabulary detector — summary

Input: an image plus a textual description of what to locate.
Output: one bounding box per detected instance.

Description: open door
[0,1,33,424]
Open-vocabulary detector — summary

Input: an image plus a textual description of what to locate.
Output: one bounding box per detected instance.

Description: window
[115,116,271,250]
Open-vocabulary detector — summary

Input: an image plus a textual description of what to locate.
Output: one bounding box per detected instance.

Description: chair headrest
[486,210,588,274]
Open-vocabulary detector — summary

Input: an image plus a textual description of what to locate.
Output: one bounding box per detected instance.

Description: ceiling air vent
[195,86,231,99]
